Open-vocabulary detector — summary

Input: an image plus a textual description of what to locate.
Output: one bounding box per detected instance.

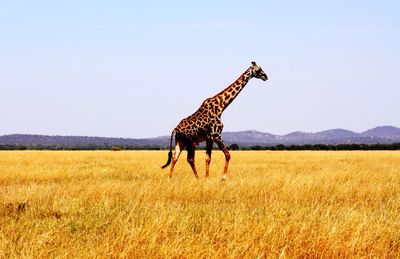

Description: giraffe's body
[174,99,222,144]
[162,62,268,179]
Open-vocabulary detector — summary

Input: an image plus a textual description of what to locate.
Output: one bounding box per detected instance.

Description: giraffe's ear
[251,61,257,66]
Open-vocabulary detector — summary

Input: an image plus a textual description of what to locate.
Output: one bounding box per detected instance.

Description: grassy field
[0,150,399,258]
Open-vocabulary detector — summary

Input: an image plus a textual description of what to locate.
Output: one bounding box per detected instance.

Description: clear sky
[1,1,399,138]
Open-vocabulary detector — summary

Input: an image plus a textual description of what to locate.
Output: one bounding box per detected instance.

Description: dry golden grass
[0,150,399,257]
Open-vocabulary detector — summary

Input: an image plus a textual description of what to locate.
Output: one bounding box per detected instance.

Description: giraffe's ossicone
[161,61,268,180]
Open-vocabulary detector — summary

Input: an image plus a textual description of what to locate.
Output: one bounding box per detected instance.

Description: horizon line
[1,125,398,139]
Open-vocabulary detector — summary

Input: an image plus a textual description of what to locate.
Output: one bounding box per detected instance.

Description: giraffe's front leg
[205,139,213,177]
[214,137,231,180]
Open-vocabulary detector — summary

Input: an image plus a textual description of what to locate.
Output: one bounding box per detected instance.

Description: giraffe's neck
[209,67,253,115]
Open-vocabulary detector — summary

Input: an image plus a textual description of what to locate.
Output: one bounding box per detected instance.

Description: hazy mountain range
[221,126,400,145]
[1,126,400,148]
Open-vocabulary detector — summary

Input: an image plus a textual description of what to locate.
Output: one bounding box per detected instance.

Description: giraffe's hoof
[221,175,227,181]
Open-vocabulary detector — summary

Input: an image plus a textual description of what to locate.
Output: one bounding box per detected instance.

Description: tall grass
[1,151,399,257]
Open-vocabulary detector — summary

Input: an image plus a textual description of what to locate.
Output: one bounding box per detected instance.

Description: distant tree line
[239,143,400,151]
[1,143,400,151]
[0,144,161,151]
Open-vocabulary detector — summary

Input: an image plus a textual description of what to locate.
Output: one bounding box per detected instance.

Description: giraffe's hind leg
[205,139,213,177]
[187,144,199,178]
[214,137,231,180]
[169,144,182,178]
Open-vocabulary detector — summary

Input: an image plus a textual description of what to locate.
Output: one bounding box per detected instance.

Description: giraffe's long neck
[210,67,253,116]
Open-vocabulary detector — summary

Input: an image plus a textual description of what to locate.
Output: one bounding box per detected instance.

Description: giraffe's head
[250,61,268,81]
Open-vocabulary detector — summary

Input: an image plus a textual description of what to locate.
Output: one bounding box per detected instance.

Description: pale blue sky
[1,1,399,138]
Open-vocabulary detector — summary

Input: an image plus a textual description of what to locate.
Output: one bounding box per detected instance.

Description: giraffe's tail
[161,131,175,169]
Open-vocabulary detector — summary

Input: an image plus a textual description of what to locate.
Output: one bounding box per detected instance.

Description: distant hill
[0,134,169,149]
[361,126,400,140]
[1,126,399,149]
[222,126,400,145]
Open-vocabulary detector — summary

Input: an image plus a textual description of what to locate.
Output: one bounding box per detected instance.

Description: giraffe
[161,61,268,180]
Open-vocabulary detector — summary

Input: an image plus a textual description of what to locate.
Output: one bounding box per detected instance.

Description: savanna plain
[0,150,399,258]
